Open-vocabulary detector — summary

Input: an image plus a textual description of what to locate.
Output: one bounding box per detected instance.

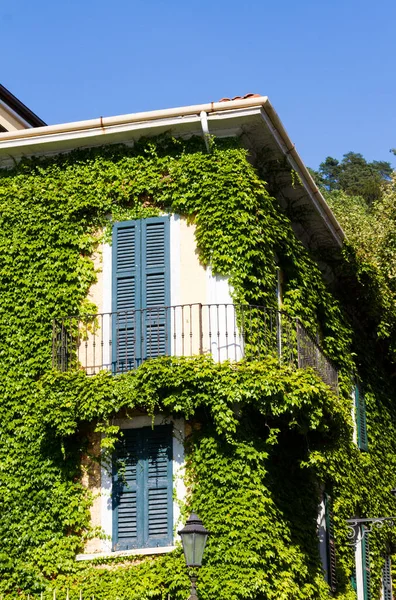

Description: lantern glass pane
[193,533,208,566]
[181,532,195,567]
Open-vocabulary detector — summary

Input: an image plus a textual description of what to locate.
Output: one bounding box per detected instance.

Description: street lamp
[178,513,209,600]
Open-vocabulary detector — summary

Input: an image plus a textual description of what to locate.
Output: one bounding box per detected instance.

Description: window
[74,416,184,560]
[112,217,170,371]
[382,555,392,600]
[112,424,173,551]
[361,531,371,600]
[318,493,337,592]
[324,494,337,593]
[354,385,368,451]
[354,527,371,600]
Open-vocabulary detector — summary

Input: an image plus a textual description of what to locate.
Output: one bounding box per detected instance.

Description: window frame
[317,492,337,593]
[100,416,185,557]
[355,526,371,600]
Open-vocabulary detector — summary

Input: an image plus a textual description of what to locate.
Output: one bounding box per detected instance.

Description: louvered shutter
[142,425,173,547]
[112,222,141,371]
[351,569,357,592]
[112,429,140,550]
[141,218,170,360]
[355,386,369,452]
[362,529,371,600]
[112,425,173,551]
[382,555,392,600]
[324,494,337,593]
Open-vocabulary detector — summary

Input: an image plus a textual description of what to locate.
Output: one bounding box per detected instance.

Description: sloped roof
[0,84,46,128]
[0,95,343,250]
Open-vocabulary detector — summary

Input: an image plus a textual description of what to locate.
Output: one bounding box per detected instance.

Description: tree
[318,156,341,191]
[317,152,392,204]
[325,173,396,302]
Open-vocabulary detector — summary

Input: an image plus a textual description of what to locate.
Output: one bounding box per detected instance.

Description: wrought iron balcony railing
[52,303,338,392]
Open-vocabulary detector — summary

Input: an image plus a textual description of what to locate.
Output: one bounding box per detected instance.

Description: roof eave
[0,84,46,128]
[0,96,343,249]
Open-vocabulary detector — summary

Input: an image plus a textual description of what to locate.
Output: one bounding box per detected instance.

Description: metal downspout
[200,111,210,152]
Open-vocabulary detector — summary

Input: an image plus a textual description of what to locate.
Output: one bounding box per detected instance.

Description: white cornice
[0,96,344,248]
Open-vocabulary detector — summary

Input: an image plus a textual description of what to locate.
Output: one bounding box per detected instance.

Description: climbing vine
[0,136,395,599]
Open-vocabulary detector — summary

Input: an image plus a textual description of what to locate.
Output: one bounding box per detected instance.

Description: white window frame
[76,415,185,560]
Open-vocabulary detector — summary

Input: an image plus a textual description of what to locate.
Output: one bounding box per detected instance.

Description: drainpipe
[199,111,210,152]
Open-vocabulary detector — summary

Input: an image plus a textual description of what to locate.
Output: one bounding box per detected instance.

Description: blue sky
[1,0,395,170]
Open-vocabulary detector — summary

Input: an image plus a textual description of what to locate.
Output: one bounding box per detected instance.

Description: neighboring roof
[0,84,46,128]
[0,95,344,250]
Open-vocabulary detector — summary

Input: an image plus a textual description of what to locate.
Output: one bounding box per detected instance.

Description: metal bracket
[346,517,396,546]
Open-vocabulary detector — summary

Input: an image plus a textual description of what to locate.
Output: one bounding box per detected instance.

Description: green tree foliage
[328,175,396,278]
[317,156,341,191]
[311,152,392,204]
[325,174,396,344]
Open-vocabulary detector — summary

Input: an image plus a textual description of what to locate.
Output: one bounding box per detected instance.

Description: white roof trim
[0,96,344,247]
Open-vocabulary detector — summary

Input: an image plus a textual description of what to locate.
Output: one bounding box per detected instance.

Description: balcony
[52,304,338,393]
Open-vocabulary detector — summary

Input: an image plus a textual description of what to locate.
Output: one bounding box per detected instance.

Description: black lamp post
[178,513,209,600]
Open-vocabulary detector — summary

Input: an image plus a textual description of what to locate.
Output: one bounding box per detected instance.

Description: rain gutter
[0,95,344,246]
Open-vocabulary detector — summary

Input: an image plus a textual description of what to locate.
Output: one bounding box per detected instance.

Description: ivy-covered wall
[0,136,395,599]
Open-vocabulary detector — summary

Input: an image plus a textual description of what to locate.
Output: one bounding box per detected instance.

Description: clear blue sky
[2,0,395,170]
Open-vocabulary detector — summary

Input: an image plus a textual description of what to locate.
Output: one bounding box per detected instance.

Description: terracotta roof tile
[218,93,261,103]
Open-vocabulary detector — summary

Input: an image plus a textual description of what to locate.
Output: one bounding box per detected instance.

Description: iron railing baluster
[189,304,192,356]
[92,316,96,374]
[50,305,338,392]
[181,305,185,356]
[100,314,104,372]
[198,304,203,355]
[173,306,177,356]
[216,304,220,363]
[225,306,229,361]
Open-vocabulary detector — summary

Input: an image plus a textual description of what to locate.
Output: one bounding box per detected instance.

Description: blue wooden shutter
[141,217,170,359]
[324,494,337,593]
[112,429,140,550]
[362,529,371,600]
[355,385,368,451]
[113,425,173,551]
[382,555,392,600]
[112,221,141,371]
[142,425,173,547]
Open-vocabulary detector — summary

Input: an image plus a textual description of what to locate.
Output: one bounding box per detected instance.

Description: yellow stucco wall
[179,217,207,305]
[81,433,103,554]
[173,218,208,356]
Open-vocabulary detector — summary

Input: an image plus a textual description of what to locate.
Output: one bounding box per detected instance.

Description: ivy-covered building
[0,93,395,600]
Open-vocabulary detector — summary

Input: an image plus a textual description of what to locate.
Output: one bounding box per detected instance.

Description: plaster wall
[78,245,104,372]
[81,433,102,554]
